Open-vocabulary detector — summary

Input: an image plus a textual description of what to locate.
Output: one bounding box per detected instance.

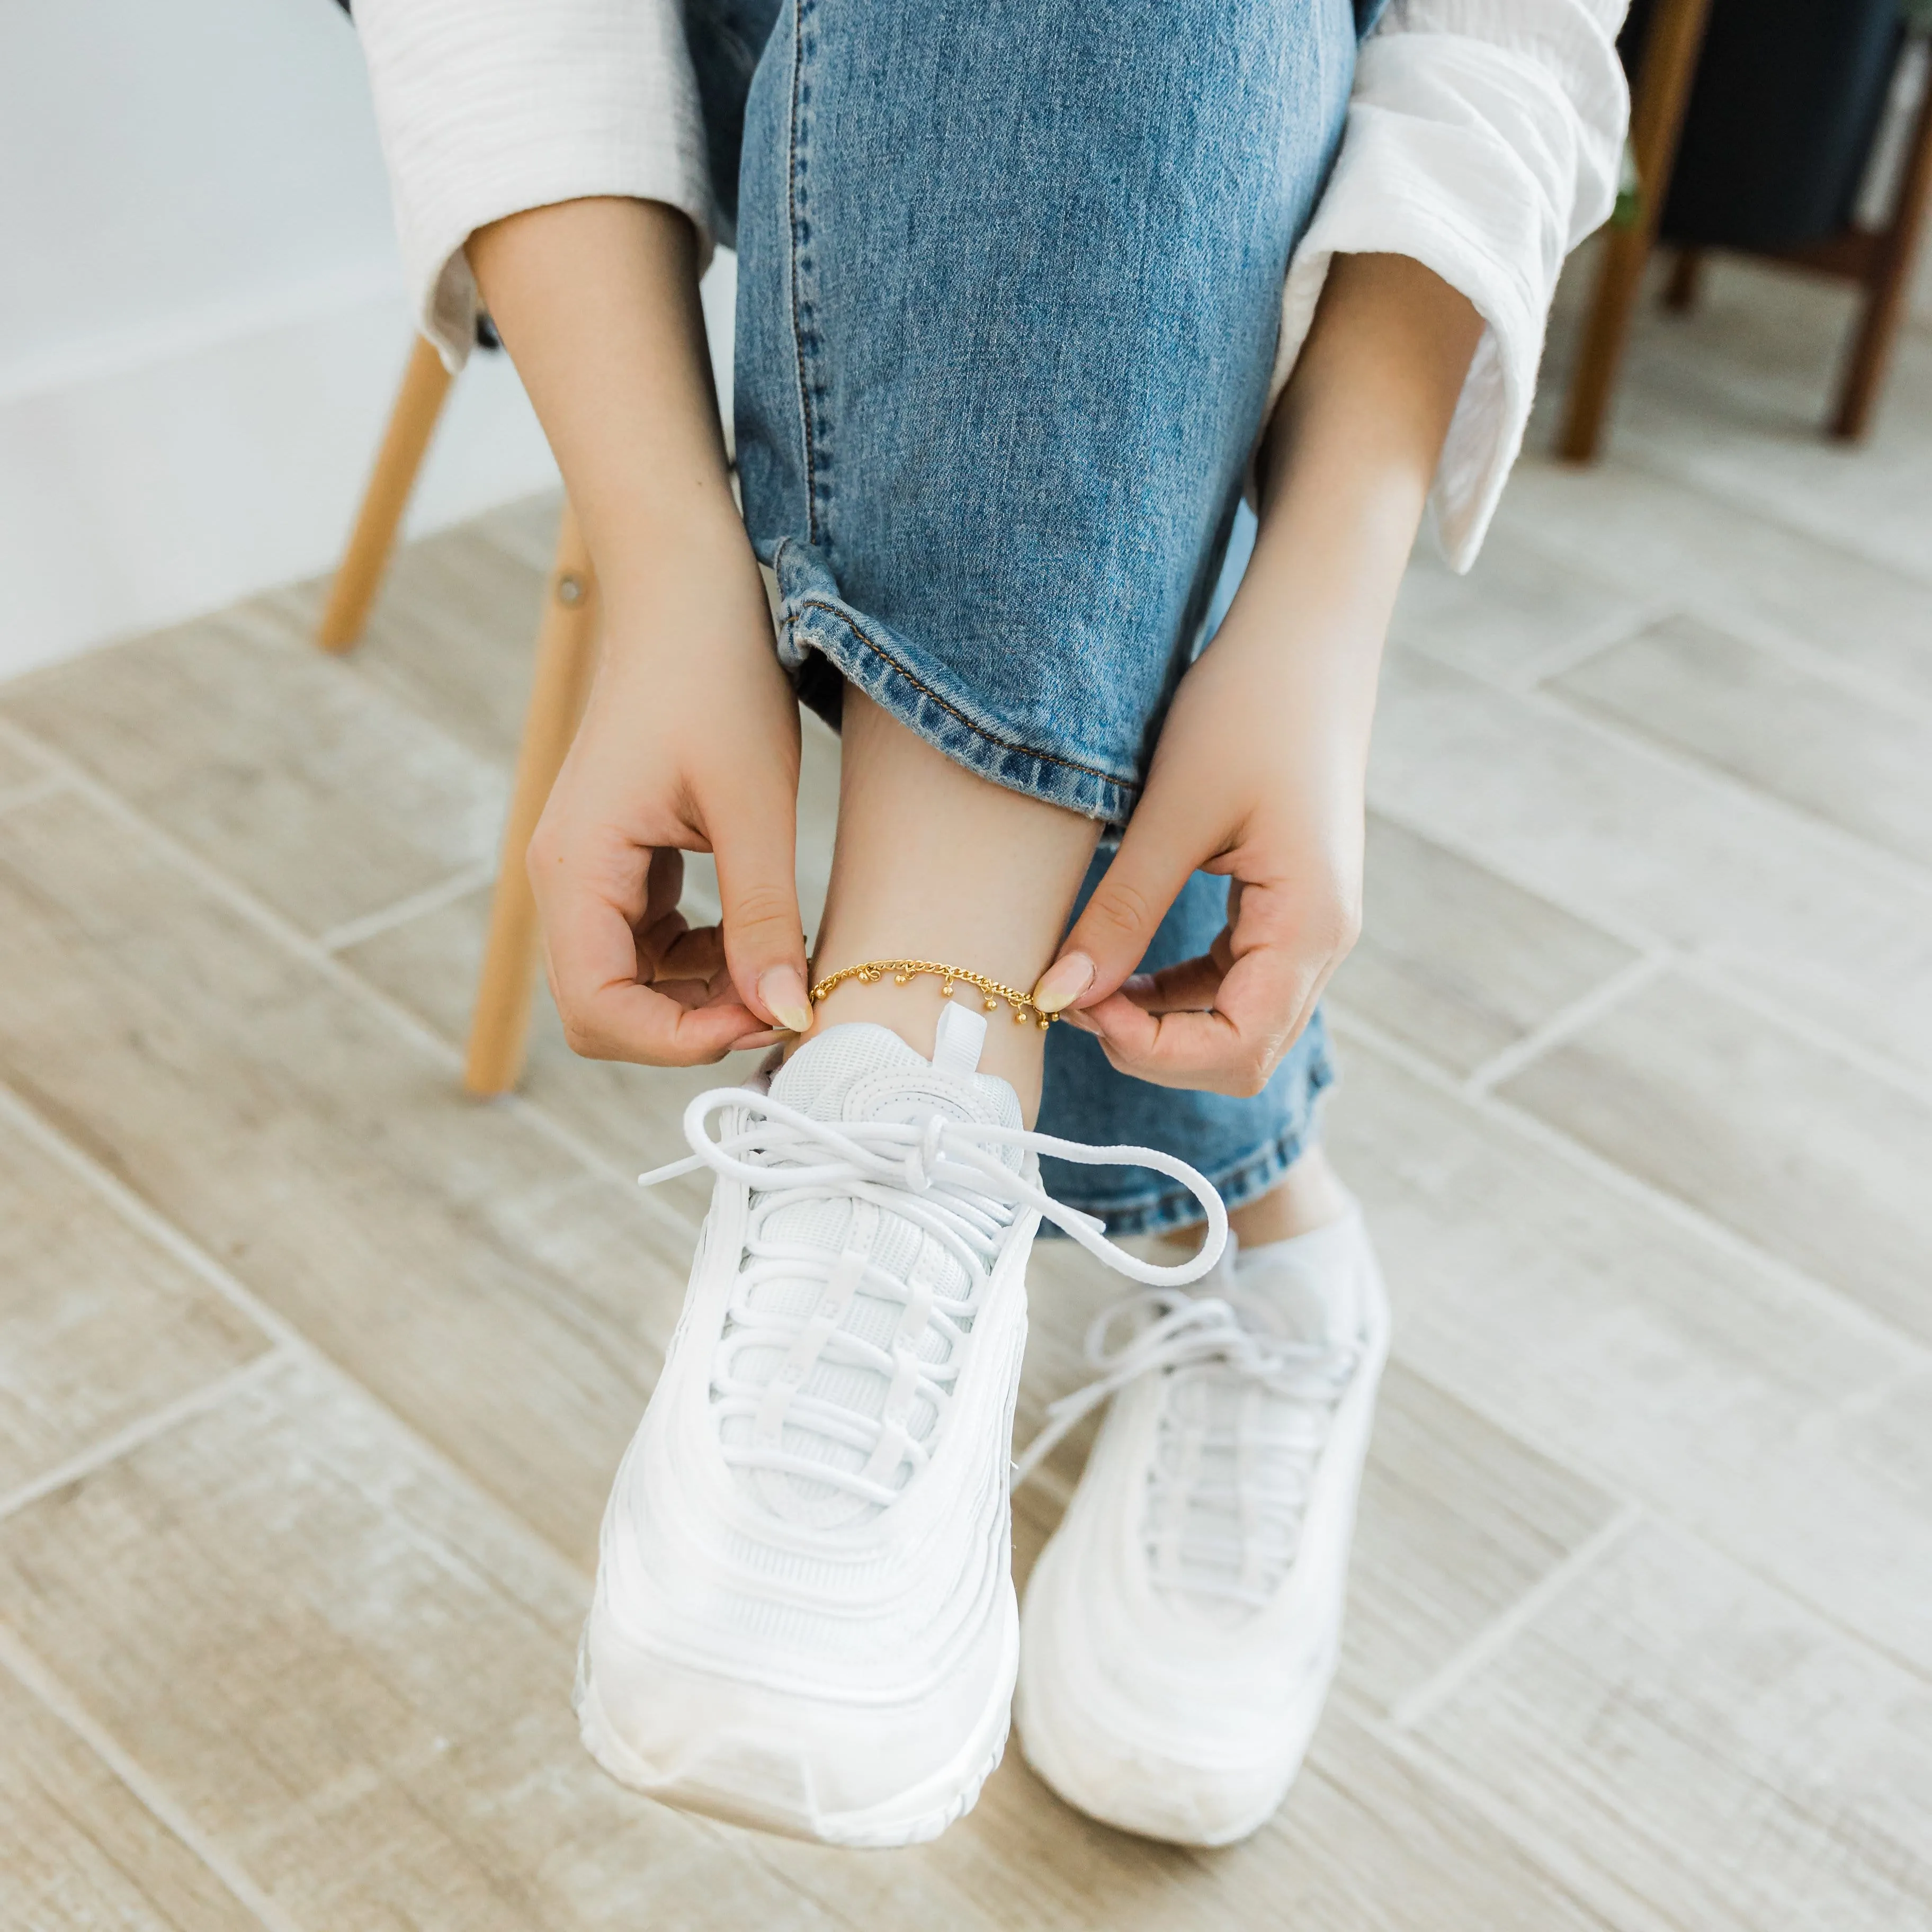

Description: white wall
[0,0,559,681]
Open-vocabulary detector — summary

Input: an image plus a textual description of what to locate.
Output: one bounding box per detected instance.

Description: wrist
[591,512,768,640]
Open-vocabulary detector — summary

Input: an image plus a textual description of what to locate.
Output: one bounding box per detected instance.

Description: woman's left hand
[1028,252,1484,1094]
[1030,602,1370,1097]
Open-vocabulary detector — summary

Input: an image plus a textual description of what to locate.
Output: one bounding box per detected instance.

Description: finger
[1118,947,1229,1014]
[654,921,727,985]
[535,854,761,1064]
[643,846,685,932]
[1077,938,1322,1094]
[707,789,811,1032]
[1033,808,1204,1015]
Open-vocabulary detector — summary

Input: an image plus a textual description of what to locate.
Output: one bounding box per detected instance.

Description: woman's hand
[1031,254,1484,1093]
[467,196,816,1065]
[526,528,813,1065]
[1036,621,1370,1096]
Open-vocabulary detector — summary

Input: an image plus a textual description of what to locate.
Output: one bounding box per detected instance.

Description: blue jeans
[694,0,1356,1232]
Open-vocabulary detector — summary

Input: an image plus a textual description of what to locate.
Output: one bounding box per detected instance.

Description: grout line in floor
[1462,952,1675,1097]
[1363,790,1932,1110]
[1667,950,1932,1114]
[0,713,697,1247]
[0,1078,311,1358]
[1499,419,1932,598]
[1361,795,1672,961]
[1505,674,1932,905]
[0,1620,300,1932]
[1328,1005,1932,1374]
[0,1073,815,1910]
[1612,427,1932,603]
[1387,1502,1645,1734]
[317,861,498,954]
[1356,1712,1697,1932]
[1539,676,1932,890]
[1500,443,1932,658]
[1674,596,1932,724]
[0,1350,292,1527]
[0,1069,601,1598]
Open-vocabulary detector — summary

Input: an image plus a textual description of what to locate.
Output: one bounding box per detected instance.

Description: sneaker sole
[1015,1533,1331,1847]
[574,1602,1018,1849]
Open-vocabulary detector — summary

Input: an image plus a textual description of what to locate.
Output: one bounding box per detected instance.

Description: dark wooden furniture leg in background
[1560,0,1716,461]
[1832,54,1932,438]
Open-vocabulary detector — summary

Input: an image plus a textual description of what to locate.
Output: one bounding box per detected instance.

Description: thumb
[1033,810,1197,1014]
[709,791,811,1032]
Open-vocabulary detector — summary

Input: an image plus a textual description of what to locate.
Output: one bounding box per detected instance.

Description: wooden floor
[4,253,1930,1929]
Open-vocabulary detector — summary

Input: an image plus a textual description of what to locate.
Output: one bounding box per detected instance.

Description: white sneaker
[1014,1206,1389,1846]
[575,1006,1226,1847]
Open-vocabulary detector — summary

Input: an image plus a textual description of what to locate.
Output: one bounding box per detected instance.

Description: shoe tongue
[769,1021,1022,1159]
[1229,1213,1365,1347]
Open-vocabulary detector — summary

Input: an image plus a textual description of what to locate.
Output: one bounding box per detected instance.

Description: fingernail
[758,965,813,1034]
[730,1028,789,1051]
[1032,952,1094,1014]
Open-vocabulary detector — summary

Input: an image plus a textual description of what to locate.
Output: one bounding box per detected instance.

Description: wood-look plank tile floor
[3,254,1929,1928]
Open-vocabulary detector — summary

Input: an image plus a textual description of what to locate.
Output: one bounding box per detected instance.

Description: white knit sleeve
[1272,0,1630,568]
[354,0,714,369]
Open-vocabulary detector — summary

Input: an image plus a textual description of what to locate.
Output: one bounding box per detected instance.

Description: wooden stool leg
[1559,0,1715,462]
[1833,52,1932,441]
[316,335,453,652]
[464,502,600,1097]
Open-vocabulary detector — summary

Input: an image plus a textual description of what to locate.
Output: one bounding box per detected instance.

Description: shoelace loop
[641,1087,1228,1288]
[639,1086,1229,1515]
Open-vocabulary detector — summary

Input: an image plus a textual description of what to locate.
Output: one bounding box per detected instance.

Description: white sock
[1230,1208,1366,1346]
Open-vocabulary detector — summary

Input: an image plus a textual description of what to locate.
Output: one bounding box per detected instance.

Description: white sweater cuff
[356,0,714,370]
[1270,26,1620,569]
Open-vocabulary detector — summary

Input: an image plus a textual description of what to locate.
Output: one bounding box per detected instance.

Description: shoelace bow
[641,1087,1228,1509]
[1013,1289,1358,1605]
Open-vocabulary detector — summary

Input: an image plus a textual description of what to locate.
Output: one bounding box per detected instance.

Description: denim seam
[791,596,1144,799]
[785,0,821,545]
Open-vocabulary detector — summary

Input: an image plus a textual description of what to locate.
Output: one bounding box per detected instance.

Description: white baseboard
[0,271,559,683]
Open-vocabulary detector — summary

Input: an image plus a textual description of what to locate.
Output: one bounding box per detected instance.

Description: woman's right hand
[466,196,813,1066]
[527,526,814,1066]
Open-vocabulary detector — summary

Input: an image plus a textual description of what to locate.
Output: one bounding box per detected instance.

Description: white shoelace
[641,1087,1227,1515]
[1013,1290,1358,1606]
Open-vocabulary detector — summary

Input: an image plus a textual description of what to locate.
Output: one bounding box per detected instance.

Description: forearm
[1220,252,1482,769]
[464,196,753,621]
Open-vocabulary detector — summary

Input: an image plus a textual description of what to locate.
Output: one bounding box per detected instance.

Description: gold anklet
[808,959,1058,1029]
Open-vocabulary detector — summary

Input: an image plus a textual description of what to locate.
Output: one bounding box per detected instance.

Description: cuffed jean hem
[772,539,1144,826]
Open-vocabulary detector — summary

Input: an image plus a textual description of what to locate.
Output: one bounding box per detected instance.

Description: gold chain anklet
[808,959,1058,1030]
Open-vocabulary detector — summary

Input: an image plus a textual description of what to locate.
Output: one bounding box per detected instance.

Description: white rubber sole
[574,1603,1018,1849]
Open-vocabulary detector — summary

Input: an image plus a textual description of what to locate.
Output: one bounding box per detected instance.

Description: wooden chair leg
[316,335,453,652]
[1833,49,1932,441]
[1559,0,1715,462]
[463,502,600,1097]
